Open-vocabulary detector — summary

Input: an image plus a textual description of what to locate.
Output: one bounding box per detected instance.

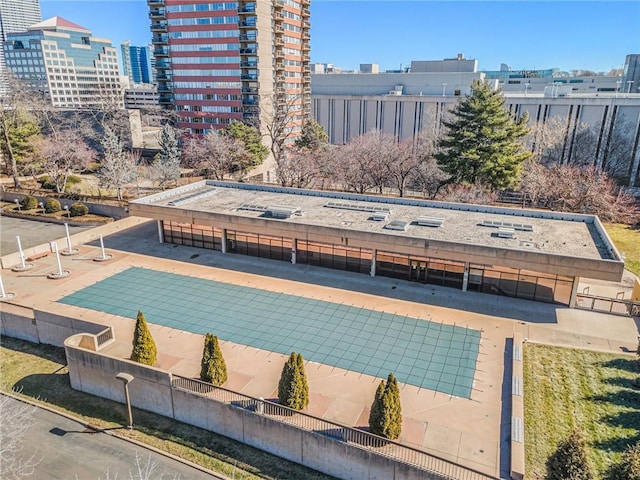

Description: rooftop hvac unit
[371,212,389,221]
[266,205,300,219]
[416,216,445,227]
[497,227,515,238]
[385,220,409,231]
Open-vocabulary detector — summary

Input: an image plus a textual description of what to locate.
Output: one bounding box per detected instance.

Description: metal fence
[576,294,640,317]
[171,375,499,480]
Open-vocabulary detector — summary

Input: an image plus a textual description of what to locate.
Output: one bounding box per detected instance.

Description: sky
[40,0,640,74]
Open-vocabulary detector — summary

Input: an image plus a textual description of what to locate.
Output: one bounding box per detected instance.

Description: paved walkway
[2,217,638,479]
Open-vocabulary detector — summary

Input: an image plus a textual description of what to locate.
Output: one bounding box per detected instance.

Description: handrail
[172,375,499,480]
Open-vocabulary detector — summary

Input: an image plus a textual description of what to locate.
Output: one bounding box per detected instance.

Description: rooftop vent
[325,202,391,215]
[481,220,533,232]
[371,211,389,221]
[385,220,408,231]
[266,205,300,219]
[416,216,445,227]
[238,203,269,213]
[497,227,515,238]
[167,187,217,206]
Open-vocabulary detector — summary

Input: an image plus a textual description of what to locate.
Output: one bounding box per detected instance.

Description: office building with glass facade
[130,181,625,307]
[121,40,155,85]
[0,0,41,96]
[3,16,121,107]
[147,0,311,136]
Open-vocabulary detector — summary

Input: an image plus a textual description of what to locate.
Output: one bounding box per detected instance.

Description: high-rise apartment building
[3,17,121,107]
[0,0,42,96]
[121,40,156,84]
[148,0,310,136]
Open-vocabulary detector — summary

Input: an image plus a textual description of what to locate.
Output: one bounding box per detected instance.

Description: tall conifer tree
[435,80,531,190]
[131,311,157,366]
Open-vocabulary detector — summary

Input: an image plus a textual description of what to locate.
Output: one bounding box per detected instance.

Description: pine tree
[200,334,227,386]
[294,119,329,152]
[547,429,594,480]
[223,120,268,168]
[131,311,157,366]
[368,380,385,436]
[368,373,402,440]
[435,79,531,190]
[278,352,309,410]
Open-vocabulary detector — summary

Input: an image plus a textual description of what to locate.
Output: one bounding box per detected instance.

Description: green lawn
[604,223,640,277]
[524,344,639,479]
[0,336,335,480]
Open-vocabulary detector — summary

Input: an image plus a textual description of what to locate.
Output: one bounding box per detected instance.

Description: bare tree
[601,119,636,183]
[274,149,317,188]
[386,139,417,197]
[437,183,498,205]
[336,130,393,194]
[406,115,450,198]
[182,130,251,180]
[261,94,302,168]
[152,124,181,189]
[0,395,40,480]
[520,163,639,223]
[527,116,568,166]
[37,129,95,193]
[98,452,181,480]
[96,128,139,202]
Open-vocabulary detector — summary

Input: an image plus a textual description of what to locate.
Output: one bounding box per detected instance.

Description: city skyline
[39,0,640,74]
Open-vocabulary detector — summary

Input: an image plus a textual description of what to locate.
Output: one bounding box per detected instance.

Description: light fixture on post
[116,372,135,429]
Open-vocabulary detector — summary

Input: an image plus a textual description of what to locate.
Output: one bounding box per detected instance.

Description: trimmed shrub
[277,352,309,410]
[20,196,38,210]
[44,198,61,213]
[547,429,594,480]
[39,175,55,190]
[609,442,640,480]
[200,333,227,386]
[130,311,157,366]
[368,372,402,440]
[69,202,89,217]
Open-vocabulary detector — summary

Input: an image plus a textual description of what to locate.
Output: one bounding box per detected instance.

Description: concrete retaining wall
[0,303,38,343]
[1,191,129,219]
[65,340,464,480]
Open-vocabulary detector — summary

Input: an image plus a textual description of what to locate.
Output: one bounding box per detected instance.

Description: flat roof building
[130,181,624,307]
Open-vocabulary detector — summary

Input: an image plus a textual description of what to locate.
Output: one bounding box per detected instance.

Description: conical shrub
[368,373,402,440]
[278,352,309,410]
[131,311,157,366]
[547,429,594,480]
[200,334,227,386]
[611,442,640,480]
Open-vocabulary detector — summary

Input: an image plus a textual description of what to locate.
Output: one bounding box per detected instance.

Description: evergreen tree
[200,333,227,386]
[131,311,157,366]
[547,429,594,480]
[368,373,402,440]
[153,124,181,189]
[435,80,531,190]
[278,352,309,410]
[294,119,329,152]
[223,120,268,168]
[609,443,640,480]
[368,380,385,436]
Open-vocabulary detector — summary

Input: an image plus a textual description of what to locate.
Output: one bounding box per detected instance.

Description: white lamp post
[442,83,447,97]
[116,373,135,429]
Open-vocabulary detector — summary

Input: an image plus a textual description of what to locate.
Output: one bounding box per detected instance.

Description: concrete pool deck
[1,217,637,478]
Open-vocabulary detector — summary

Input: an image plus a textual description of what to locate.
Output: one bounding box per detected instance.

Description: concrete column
[291,238,297,264]
[370,249,377,277]
[157,220,164,243]
[221,229,227,254]
[462,262,469,292]
[569,276,580,308]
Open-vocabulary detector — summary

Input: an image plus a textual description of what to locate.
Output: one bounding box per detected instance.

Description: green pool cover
[59,267,481,398]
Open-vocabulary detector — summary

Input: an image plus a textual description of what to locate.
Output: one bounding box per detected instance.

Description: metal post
[370,249,377,277]
[16,236,26,269]
[157,220,164,243]
[221,229,227,253]
[291,238,296,264]
[100,235,106,259]
[0,275,16,301]
[116,373,135,429]
[54,243,63,276]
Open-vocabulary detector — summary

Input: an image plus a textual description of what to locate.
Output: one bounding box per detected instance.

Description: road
[0,216,92,256]
[3,396,223,480]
